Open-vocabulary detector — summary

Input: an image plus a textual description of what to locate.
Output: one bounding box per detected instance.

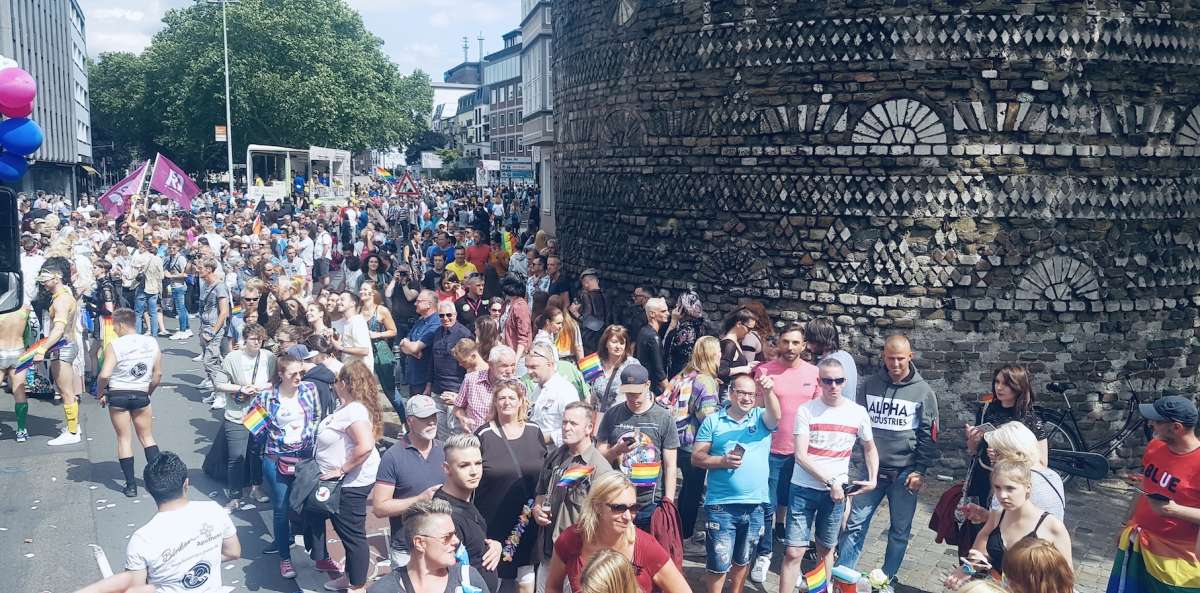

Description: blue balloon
[0,151,26,182]
[0,117,43,156]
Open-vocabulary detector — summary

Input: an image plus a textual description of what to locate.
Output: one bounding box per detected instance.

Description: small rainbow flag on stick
[15,338,68,372]
[578,353,602,383]
[557,465,595,488]
[629,462,660,488]
[242,401,269,436]
[803,557,828,593]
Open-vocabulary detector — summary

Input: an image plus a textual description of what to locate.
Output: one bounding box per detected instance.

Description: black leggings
[307,484,372,586]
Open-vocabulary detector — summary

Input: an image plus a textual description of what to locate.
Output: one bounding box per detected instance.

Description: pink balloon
[0,68,36,109]
[0,101,32,118]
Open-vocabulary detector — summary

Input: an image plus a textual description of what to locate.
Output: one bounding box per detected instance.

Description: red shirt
[1132,439,1200,542]
[754,359,821,455]
[554,525,669,593]
[465,244,492,273]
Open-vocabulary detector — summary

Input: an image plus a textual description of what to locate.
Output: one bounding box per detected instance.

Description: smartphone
[730,443,745,456]
[621,436,636,446]
[1148,492,1171,502]
[843,483,863,495]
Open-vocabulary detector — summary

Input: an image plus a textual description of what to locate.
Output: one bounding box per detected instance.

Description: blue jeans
[262,455,294,560]
[835,467,920,578]
[785,485,844,550]
[757,452,795,557]
[704,504,764,574]
[134,290,159,336]
[171,286,189,331]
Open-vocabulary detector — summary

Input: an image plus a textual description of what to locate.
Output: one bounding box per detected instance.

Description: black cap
[618,364,650,394]
[1139,396,1198,427]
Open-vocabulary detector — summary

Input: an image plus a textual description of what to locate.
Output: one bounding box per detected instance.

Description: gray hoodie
[856,363,940,473]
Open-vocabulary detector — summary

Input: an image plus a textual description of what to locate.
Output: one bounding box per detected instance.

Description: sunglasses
[417,531,457,546]
[438,313,455,319]
[606,502,641,515]
[820,377,847,386]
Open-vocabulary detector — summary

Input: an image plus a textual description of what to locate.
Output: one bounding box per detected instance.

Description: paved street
[0,331,1134,593]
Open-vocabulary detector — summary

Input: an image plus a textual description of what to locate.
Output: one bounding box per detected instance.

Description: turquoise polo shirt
[695,406,776,505]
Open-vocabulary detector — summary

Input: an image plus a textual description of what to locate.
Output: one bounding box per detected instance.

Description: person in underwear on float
[0,305,30,442]
[36,268,83,446]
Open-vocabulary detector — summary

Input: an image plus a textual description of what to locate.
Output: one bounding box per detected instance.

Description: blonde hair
[578,473,636,546]
[336,361,384,439]
[991,458,1033,491]
[490,380,529,424]
[1002,537,1075,593]
[985,422,1041,466]
[580,549,640,593]
[684,335,721,379]
[956,581,1007,593]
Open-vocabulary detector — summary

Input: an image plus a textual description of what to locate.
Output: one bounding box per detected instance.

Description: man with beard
[434,433,501,592]
[372,395,447,569]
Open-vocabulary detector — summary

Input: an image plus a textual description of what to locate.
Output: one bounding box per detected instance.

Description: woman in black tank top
[949,459,1073,586]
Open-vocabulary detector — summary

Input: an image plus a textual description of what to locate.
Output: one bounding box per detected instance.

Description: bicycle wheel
[1039,410,1084,486]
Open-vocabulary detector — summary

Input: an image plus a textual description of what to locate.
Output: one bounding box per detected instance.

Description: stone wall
[552,0,1200,471]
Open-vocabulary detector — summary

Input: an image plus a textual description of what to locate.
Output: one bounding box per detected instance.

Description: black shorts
[108,390,151,410]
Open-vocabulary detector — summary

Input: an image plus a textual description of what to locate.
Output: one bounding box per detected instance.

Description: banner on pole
[420,152,443,169]
[148,153,201,210]
[214,125,227,142]
[96,160,149,217]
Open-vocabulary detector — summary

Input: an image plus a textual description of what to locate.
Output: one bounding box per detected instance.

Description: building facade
[0,0,92,198]
[485,30,530,164]
[554,0,1200,470]
[521,0,554,230]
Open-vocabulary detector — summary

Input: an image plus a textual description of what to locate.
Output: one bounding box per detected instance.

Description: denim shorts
[785,485,844,550]
[704,503,764,573]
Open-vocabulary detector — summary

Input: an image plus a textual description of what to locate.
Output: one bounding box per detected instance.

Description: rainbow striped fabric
[629,462,660,488]
[242,401,269,436]
[15,338,68,372]
[804,558,828,593]
[577,353,602,383]
[1108,524,1200,592]
[376,166,394,179]
[501,231,516,254]
[231,305,243,317]
[557,465,594,488]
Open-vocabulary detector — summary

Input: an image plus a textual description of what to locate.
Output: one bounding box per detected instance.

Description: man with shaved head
[835,334,939,589]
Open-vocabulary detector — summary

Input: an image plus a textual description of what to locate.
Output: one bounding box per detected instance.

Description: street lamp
[204,0,238,196]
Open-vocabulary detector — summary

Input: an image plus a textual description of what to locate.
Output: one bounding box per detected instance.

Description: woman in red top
[545,473,690,593]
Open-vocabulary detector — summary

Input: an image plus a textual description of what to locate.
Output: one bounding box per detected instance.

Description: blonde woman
[660,335,722,541]
[963,422,1064,522]
[549,294,584,363]
[545,472,690,593]
[580,549,640,593]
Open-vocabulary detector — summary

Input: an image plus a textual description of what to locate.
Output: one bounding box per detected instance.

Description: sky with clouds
[83,0,523,79]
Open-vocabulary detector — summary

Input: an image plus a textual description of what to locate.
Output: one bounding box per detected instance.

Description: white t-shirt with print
[276,395,306,446]
[792,398,873,491]
[315,401,381,488]
[333,315,374,373]
[124,501,236,593]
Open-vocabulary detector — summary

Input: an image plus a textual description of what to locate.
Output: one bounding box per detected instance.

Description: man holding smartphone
[779,358,878,593]
[690,373,782,593]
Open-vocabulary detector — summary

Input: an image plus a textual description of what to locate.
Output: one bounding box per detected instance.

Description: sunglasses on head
[820,377,846,386]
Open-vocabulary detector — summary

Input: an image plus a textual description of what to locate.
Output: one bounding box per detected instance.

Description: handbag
[304,476,343,516]
[373,338,395,366]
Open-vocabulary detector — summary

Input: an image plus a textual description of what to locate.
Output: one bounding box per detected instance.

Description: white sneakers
[209,394,226,410]
[191,354,204,362]
[48,429,81,446]
[171,330,193,340]
[750,554,771,584]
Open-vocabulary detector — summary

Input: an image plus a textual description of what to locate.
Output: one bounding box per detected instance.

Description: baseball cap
[618,364,651,394]
[405,395,438,419]
[285,344,317,361]
[1139,396,1198,427]
[580,268,600,279]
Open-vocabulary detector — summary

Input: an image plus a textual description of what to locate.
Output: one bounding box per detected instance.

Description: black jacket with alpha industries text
[856,363,940,473]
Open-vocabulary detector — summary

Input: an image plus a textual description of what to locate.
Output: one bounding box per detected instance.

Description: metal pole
[220,0,235,196]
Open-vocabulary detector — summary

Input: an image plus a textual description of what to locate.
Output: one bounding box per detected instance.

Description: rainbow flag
[375,166,394,179]
[629,462,660,488]
[242,401,269,436]
[231,305,243,317]
[804,558,828,593]
[578,353,602,383]
[252,215,263,236]
[15,338,68,372]
[557,465,594,488]
[501,231,515,254]
[97,317,116,368]
[1108,524,1200,592]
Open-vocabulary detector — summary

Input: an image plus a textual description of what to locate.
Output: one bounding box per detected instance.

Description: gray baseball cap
[405,395,439,419]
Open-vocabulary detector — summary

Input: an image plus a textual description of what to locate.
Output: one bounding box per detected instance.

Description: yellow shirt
[445,261,478,281]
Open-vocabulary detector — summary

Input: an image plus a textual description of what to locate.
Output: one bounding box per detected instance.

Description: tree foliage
[89,0,433,173]
[404,130,450,165]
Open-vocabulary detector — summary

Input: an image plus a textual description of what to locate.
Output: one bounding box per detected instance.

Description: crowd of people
[3,179,1196,593]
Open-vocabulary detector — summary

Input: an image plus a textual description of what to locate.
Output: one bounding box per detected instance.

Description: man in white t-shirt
[75,452,240,593]
[778,358,878,593]
[524,342,579,447]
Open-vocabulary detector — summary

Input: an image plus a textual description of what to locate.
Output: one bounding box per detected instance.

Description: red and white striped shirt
[792,398,874,491]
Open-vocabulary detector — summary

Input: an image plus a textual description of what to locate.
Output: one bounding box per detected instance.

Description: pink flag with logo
[148,153,201,210]
[96,160,148,217]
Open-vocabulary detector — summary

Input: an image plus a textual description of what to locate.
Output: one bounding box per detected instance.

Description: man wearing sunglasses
[426,300,473,437]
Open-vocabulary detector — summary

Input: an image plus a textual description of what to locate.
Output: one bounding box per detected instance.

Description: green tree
[90,0,433,174]
[89,53,151,165]
[404,130,450,165]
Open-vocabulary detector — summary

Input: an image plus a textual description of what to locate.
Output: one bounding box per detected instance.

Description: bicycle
[1036,370,1155,486]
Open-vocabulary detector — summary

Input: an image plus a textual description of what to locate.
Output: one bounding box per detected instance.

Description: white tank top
[109,334,159,392]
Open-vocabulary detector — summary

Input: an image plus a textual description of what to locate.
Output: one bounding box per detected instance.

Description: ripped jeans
[704,503,764,574]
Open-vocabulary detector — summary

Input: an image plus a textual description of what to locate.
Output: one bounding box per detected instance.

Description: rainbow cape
[242,400,269,436]
[804,558,828,593]
[629,462,660,487]
[577,353,602,383]
[15,338,69,372]
[1108,524,1200,592]
[557,465,594,488]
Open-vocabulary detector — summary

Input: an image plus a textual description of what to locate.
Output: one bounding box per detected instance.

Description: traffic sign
[395,171,420,196]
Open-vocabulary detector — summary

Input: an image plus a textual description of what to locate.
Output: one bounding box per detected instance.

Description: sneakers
[323,574,350,591]
[171,330,193,340]
[209,394,226,410]
[157,330,173,337]
[191,354,204,362]
[123,482,138,498]
[48,429,81,446]
[750,554,771,584]
[280,560,297,579]
[199,378,214,389]
[315,558,343,573]
[15,429,27,443]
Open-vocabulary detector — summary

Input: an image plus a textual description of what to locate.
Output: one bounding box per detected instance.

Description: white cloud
[89,31,155,55]
[91,8,147,22]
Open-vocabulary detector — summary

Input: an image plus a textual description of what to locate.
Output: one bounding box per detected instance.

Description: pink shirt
[755,359,821,455]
